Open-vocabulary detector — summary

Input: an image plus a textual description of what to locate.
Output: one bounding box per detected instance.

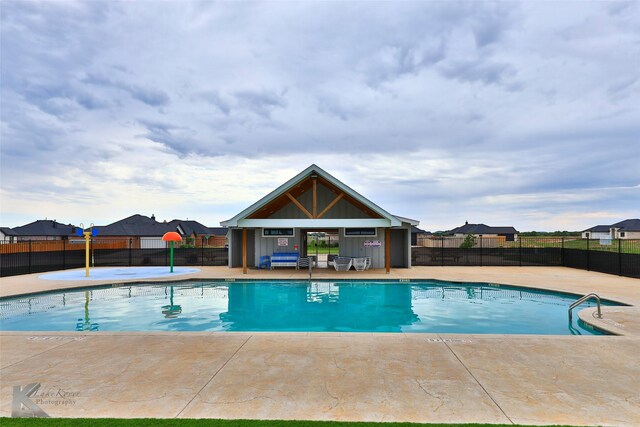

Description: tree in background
[460,233,477,248]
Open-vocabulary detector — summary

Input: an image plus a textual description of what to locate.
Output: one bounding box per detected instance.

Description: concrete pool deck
[1,267,639,425]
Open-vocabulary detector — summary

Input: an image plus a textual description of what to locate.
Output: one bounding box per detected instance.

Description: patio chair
[364,256,372,270]
[352,257,367,271]
[327,254,337,268]
[333,256,352,272]
[258,255,271,270]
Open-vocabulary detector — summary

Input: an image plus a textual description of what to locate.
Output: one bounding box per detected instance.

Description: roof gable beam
[317,192,344,219]
[286,192,313,219]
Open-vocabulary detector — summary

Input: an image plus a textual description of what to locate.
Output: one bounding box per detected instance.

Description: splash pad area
[39,266,200,281]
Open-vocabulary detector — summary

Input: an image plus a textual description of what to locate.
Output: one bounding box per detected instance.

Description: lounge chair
[333,256,352,272]
[352,257,367,271]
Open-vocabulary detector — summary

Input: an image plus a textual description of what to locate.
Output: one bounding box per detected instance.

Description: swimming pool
[0,280,619,335]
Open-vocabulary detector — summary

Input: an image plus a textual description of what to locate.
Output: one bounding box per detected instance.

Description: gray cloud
[233,90,287,118]
[1,1,639,230]
[83,73,170,107]
[438,60,517,86]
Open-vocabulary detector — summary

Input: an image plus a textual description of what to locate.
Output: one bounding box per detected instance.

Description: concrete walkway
[1,267,639,424]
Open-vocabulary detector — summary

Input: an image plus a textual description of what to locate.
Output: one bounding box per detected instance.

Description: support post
[84,233,90,277]
[129,238,132,266]
[479,235,483,267]
[385,228,391,274]
[63,239,66,270]
[202,237,205,266]
[441,236,444,266]
[242,228,248,274]
[586,237,590,271]
[618,238,622,276]
[519,237,522,267]
[169,241,174,273]
[28,239,32,274]
[312,177,317,218]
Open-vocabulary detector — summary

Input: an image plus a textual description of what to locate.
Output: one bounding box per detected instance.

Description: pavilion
[221,164,418,273]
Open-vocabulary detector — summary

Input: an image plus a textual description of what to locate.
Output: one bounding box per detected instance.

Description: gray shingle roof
[7,220,78,237]
[98,214,176,237]
[583,225,611,233]
[583,219,640,233]
[98,214,221,237]
[448,223,518,235]
[611,219,640,232]
[411,226,430,234]
[208,227,228,236]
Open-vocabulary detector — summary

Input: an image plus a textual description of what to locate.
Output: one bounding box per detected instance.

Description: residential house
[1,220,78,241]
[582,219,640,240]
[96,214,225,248]
[447,221,519,242]
[411,226,431,246]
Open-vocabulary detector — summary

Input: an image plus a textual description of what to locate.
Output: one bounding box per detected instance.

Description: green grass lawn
[503,238,640,254]
[0,419,583,427]
[307,245,340,255]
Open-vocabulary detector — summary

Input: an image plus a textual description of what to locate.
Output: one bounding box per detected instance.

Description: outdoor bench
[271,252,300,269]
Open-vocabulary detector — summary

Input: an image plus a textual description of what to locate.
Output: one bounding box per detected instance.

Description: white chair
[333,257,352,271]
[352,257,367,271]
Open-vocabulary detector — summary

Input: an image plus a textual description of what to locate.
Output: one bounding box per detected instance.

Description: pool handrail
[568,292,602,323]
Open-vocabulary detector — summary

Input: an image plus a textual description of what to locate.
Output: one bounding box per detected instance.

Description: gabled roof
[0,227,18,236]
[8,220,77,237]
[169,220,211,236]
[583,219,640,233]
[411,226,430,234]
[221,164,415,227]
[208,227,228,236]
[611,218,640,232]
[583,225,611,233]
[98,214,221,237]
[98,214,176,237]
[448,223,518,235]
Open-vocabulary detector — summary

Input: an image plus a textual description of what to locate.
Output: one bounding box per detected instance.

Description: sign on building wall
[278,238,289,247]
[364,240,382,247]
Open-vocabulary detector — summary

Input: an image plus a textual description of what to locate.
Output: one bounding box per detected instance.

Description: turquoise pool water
[0,280,618,335]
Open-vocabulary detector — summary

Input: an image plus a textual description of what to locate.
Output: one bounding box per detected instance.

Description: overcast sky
[1,1,639,231]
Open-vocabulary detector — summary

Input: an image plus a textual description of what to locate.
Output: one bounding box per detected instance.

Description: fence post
[28,239,32,274]
[479,236,483,267]
[441,237,444,266]
[586,238,590,271]
[129,238,132,266]
[561,237,564,266]
[618,238,622,276]
[202,237,205,266]
[63,239,66,270]
[90,237,94,267]
[519,237,522,267]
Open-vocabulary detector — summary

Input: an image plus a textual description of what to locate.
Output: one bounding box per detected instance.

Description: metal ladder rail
[568,293,602,322]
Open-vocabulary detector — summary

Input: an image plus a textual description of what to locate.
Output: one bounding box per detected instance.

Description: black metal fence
[411,237,639,278]
[0,239,228,277]
[1,237,638,278]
